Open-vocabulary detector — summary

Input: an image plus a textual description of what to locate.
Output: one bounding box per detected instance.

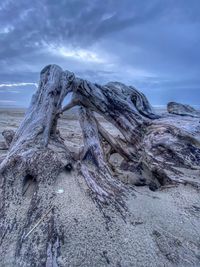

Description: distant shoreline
[0,105,199,112]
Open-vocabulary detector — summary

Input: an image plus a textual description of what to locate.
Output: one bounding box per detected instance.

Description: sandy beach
[0,107,200,266]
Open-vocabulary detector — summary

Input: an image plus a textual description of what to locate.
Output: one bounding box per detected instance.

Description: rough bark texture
[0,65,73,266]
[167,101,200,118]
[63,78,147,145]
[1,64,200,266]
[78,106,126,213]
[105,82,160,119]
[63,75,200,187]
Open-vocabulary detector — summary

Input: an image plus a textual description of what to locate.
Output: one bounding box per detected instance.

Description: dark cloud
[0,0,199,107]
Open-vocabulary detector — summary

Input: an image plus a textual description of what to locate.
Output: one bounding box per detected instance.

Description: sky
[0,0,200,108]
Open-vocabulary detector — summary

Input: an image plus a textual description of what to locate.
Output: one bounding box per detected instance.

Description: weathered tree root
[96,119,136,162]
[167,101,200,118]
[1,64,200,265]
[61,72,200,189]
[0,65,73,265]
[78,106,126,213]
[140,122,200,188]
[105,81,160,119]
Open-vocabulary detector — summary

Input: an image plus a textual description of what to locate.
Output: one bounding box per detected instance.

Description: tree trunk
[0,65,73,266]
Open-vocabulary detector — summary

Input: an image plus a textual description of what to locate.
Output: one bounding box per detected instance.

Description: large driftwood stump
[0,64,200,266]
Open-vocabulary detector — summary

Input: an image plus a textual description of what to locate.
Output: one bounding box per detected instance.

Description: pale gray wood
[78,106,124,205]
[1,64,200,266]
[167,101,200,118]
[0,65,73,266]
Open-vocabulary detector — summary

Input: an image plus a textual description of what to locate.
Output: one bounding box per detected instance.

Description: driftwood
[105,82,160,119]
[78,106,125,209]
[167,101,200,118]
[0,65,73,266]
[0,64,200,266]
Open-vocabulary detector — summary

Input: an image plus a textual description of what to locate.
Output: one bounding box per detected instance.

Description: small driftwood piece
[22,207,53,241]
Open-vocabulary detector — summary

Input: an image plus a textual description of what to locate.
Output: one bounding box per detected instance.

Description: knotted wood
[1,64,200,266]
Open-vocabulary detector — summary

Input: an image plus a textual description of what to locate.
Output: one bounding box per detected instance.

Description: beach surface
[0,108,200,267]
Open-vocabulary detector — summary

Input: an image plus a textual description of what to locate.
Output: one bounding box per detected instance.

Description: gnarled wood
[167,101,200,118]
[95,119,135,162]
[62,72,200,188]
[105,82,160,119]
[1,64,200,266]
[0,65,73,266]
[63,79,147,145]
[78,106,125,207]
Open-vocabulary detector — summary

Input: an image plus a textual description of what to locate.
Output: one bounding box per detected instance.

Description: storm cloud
[0,0,199,107]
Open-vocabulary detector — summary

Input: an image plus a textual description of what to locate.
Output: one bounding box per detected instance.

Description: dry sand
[0,108,200,267]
